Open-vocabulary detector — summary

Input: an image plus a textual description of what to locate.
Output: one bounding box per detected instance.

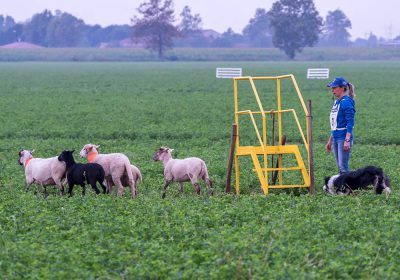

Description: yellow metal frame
[233,75,311,195]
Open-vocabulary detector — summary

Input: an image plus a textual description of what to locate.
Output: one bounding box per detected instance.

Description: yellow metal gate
[232,75,313,195]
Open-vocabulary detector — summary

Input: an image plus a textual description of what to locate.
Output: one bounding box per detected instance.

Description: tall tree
[0,15,16,32]
[175,5,207,47]
[268,0,322,59]
[84,24,131,47]
[179,5,202,36]
[132,0,179,58]
[22,10,54,46]
[45,11,85,47]
[212,28,243,47]
[323,9,352,47]
[243,8,272,47]
[367,32,378,47]
[0,15,18,44]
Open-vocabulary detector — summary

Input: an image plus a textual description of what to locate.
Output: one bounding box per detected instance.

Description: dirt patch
[0,42,44,49]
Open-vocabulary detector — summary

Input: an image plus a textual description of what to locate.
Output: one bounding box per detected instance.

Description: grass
[0,61,399,278]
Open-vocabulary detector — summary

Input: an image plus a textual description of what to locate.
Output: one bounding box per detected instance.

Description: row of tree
[1,0,397,58]
[131,0,355,58]
[0,11,132,47]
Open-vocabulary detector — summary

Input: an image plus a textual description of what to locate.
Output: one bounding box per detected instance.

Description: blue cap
[327,77,348,88]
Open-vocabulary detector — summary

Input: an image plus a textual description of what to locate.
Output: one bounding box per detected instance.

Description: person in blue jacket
[325,76,356,174]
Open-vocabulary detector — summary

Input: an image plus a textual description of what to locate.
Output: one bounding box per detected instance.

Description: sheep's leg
[68,183,74,197]
[33,185,38,195]
[25,182,32,192]
[126,176,137,198]
[43,185,48,197]
[87,178,100,194]
[205,178,213,196]
[88,180,100,195]
[106,179,113,194]
[178,182,184,193]
[189,175,201,195]
[112,176,124,197]
[99,181,107,194]
[62,178,68,194]
[130,180,137,199]
[193,183,201,195]
[102,180,109,194]
[162,180,172,199]
[25,178,35,192]
[55,178,65,196]
[59,185,65,196]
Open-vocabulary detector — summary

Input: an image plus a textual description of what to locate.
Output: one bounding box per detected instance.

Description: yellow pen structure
[232,75,313,195]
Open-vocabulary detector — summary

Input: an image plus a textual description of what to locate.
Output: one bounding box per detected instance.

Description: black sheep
[58,150,107,196]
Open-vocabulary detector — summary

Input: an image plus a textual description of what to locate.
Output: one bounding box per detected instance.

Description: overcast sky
[2,0,400,39]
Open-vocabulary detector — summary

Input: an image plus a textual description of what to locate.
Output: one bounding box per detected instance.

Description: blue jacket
[330,95,355,140]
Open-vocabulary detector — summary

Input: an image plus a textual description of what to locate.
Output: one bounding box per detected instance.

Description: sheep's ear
[95,145,100,149]
[71,150,75,153]
[169,148,174,153]
[31,149,35,154]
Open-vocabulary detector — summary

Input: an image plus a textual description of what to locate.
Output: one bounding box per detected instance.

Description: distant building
[201,29,221,40]
[119,38,144,48]
[98,38,144,48]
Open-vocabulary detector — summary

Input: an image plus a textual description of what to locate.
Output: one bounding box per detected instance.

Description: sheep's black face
[58,151,66,162]
[152,150,161,161]
[18,150,32,166]
[58,150,74,162]
[152,147,169,161]
[18,150,24,165]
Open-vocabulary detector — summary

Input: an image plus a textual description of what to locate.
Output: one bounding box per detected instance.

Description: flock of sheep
[18,144,213,198]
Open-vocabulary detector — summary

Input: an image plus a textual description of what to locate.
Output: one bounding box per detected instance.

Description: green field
[0,61,399,278]
[1,47,400,61]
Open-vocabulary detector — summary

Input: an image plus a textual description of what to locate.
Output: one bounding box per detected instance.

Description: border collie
[323,166,391,195]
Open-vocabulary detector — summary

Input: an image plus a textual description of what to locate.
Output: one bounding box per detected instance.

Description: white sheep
[152,147,213,198]
[107,164,142,197]
[79,144,141,198]
[18,149,66,195]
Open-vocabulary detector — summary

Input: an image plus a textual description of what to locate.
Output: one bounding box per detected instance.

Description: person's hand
[343,141,351,151]
[326,141,332,153]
